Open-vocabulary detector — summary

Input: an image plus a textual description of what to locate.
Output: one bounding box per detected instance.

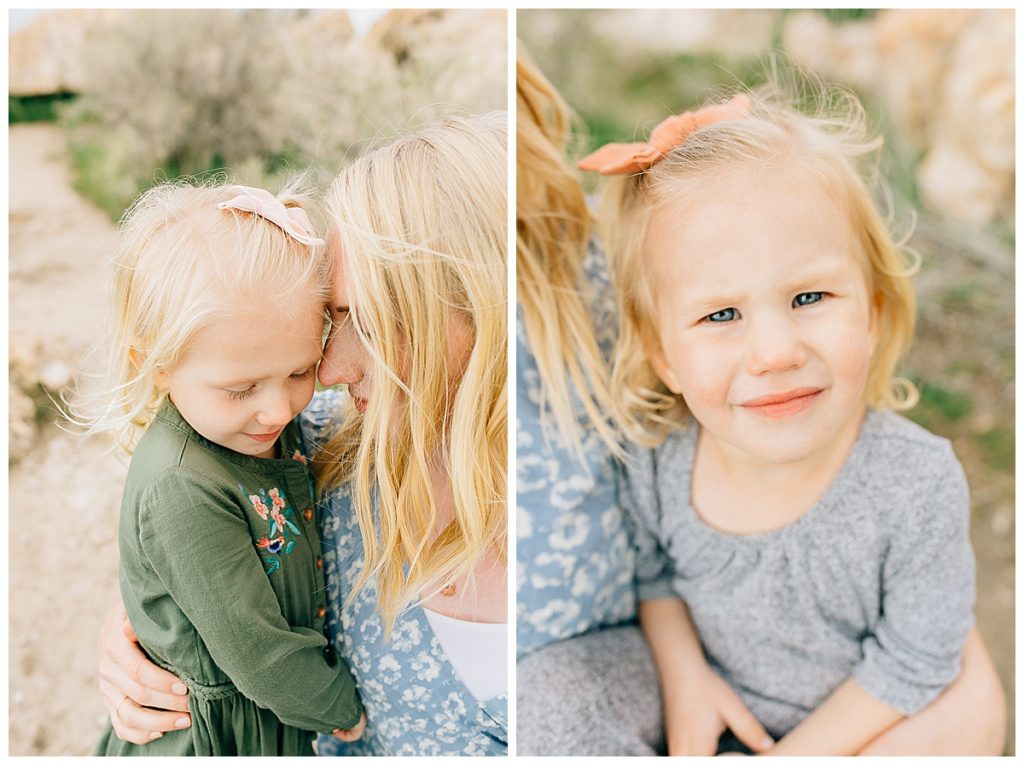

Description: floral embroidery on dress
[291,448,308,465]
[241,485,303,574]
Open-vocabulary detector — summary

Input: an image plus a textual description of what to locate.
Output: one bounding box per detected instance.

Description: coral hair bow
[578,94,751,175]
[217,185,325,247]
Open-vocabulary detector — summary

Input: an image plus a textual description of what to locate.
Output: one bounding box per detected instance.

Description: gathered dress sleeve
[852,442,976,715]
[137,465,363,733]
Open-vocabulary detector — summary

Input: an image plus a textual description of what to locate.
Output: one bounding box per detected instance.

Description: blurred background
[8,8,505,755]
[520,8,1014,754]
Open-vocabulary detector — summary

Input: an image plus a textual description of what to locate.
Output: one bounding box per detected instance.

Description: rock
[9,10,120,95]
[39,360,72,392]
[783,9,1013,226]
[9,335,41,390]
[591,9,775,60]
[781,11,878,92]
[9,386,38,460]
[916,9,1014,224]
[284,9,354,49]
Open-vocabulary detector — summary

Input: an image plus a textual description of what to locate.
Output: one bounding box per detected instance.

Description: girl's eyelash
[227,386,256,401]
[227,368,312,400]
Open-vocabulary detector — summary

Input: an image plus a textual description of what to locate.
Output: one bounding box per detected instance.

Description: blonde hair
[604,79,919,446]
[516,48,622,460]
[74,178,330,453]
[314,114,507,634]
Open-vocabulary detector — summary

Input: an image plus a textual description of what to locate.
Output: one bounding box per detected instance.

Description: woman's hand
[665,664,773,756]
[332,711,367,742]
[98,604,191,744]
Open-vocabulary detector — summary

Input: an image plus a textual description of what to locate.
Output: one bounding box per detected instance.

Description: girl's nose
[746,315,807,375]
[256,389,293,428]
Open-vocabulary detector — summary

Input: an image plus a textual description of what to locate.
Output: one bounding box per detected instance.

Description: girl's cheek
[673,339,731,409]
[825,322,874,385]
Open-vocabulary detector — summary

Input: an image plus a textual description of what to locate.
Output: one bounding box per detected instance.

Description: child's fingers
[720,693,773,753]
[667,713,720,756]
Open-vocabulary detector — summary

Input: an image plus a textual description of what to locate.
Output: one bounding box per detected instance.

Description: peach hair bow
[217,185,325,247]
[577,94,751,175]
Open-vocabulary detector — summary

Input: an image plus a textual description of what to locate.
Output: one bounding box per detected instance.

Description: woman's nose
[746,315,807,376]
[318,328,363,387]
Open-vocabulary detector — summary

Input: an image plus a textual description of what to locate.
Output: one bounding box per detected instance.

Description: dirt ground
[9,124,126,755]
[8,122,1015,755]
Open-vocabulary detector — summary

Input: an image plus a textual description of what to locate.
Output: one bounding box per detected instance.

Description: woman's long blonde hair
[314,114,507,634]
[72,177,328,453]
[604,78,919,446]
[517,48,622,460]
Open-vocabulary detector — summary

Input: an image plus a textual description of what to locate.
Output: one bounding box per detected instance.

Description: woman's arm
[97,604,191,743]
[858,626,1005,755]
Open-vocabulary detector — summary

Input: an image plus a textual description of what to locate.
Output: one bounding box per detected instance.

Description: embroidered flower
[244,485,303,575]
[256,535,284,553]
[291,449,308,465]
[249,494,269,520]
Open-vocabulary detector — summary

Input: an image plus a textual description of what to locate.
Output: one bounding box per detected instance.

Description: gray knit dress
[619,409,975,739]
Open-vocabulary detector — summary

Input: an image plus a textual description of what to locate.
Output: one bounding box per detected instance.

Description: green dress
[95,399,362,756]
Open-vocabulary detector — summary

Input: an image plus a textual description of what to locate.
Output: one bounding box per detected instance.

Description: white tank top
[423,609,507,701]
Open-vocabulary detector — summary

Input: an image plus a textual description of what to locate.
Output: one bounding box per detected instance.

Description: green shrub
[59,9,505,219]
[9,93,75,124]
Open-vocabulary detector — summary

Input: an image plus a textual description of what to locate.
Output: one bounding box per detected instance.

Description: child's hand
[665,665,773,756]
[332,711,367,742]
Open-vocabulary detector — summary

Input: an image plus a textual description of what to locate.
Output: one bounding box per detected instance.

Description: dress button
[303,508,314,522]
[317,605,327,618]
[323,643,337,666]
[315,556,323,569]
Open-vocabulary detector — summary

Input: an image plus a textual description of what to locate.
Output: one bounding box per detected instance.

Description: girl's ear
[130,346,170,389]
[648,342,682,395]
[128,347,145,371]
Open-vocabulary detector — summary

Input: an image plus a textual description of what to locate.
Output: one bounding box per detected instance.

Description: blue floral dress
[516,240,636,657]
[300,392,508,756]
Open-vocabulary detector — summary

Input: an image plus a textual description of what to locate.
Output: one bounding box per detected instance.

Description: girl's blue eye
[704,307,737,323]
[228,386,256,401]
[794,292,825,307]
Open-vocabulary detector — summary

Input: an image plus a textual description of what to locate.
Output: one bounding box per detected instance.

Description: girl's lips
[739,388,824,418]
[245,428,282,443]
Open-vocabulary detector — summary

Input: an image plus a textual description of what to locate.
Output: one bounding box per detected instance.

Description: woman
[97,114,508,755]
[514,49,1004,755]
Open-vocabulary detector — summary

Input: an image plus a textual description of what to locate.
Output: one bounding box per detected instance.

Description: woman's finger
[719,691,773,753]
[117,693,191,738]
[98,651,191,720]
[99,677,175,745]
[100,610,190,712]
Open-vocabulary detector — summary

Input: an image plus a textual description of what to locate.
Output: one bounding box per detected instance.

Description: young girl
[86,181,365,755]
[582,84,976,755]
